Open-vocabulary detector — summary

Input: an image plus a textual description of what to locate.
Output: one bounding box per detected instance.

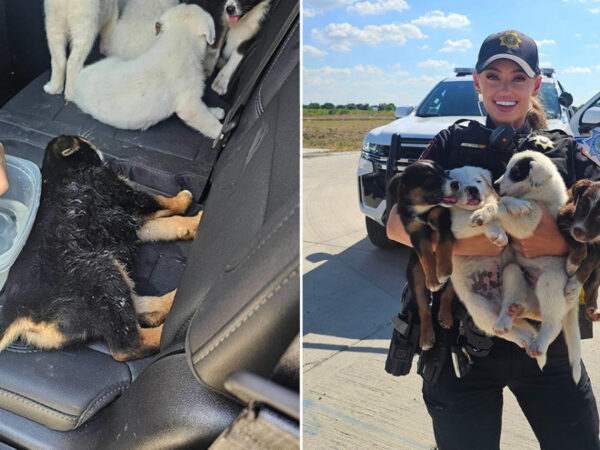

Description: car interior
[0,0,299,448]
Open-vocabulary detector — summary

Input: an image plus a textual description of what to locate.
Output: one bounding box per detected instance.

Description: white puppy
[448,166,539,350]
[73,4,224,139]
[471,150,581,382]
[206,0,271,95]
[104,0,179,59]
[44,0,119,100]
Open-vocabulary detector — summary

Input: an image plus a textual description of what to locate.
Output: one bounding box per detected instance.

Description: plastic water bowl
[0,155,41,291]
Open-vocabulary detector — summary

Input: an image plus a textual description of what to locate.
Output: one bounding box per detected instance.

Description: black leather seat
[0,0,298,446]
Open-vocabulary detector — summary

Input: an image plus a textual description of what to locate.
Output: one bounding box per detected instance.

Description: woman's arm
[386,204,505,256]
[511,202,567,258]
[0,143,8,195]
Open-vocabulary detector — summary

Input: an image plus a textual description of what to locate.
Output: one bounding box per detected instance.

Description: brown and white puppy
[388,160,459,350]
[558,179,600,321]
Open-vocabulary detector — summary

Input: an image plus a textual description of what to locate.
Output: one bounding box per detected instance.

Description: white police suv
[358,68,574,247]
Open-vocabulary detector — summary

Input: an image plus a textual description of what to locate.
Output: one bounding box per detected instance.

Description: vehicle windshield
[416,81,483,117]
[416,79,562,119]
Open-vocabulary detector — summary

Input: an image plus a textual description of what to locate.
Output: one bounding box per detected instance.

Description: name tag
[461,143,486,149]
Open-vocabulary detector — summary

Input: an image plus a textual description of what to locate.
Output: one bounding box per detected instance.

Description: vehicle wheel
[365,216,401,249]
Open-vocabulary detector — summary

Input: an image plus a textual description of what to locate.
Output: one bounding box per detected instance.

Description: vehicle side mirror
[559,92,573,108]
[581,107,600,127]
[394,106,414,119]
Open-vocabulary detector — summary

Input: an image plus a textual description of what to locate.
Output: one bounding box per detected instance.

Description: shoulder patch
[577,129,600,167]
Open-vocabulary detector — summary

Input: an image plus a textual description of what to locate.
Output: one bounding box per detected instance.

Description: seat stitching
[193,268,298,364]
[257,21,298,115]
[77,382,129,426]
[0,387,78,422]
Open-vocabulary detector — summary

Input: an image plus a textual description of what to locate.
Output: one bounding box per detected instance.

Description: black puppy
[185,0,270,95]
[558,179,600,321]
[0,136,201,361]
[388,160,458,349]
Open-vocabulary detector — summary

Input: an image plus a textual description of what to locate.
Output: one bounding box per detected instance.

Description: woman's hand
[511,201,567,258]
[0,142,8,195]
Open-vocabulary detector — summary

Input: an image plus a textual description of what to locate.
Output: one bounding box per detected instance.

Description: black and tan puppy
[388,160,459,349]
[558,179,600,321]
[0,136,201,361]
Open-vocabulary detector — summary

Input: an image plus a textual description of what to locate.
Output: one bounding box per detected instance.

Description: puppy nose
[572,226,585,240]
[450,181,459,192]
[226,5,236,14]
[466,186,479,197]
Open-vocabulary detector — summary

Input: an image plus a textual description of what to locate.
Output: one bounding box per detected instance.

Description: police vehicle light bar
[454,67,475,76]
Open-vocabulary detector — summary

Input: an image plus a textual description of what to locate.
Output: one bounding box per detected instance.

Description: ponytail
[527,96,547,130]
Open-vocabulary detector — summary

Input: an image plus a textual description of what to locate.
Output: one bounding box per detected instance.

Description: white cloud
[312,22,426,51]
[304,0,355,12]
[303,8,319,17]
[411,10,470,28]
[575,33,582,38]
[539,61,552,67]
[348,0,409,15]
[353,64,384,76]
[420,44,430,49]
[563,66,592,74]
[594,64,600,70]
[535,39,556,47]
[439,39,472,53]
[303,45,328,57]
[589,7,600,12]
[403,74,445,86]
[418,59,452,69]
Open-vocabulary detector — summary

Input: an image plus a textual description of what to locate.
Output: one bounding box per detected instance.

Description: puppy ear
[479,169,493,191]
[571,179,593,203]
[200,15,216,45]
[387,173,404,207]
[529,160,551,188]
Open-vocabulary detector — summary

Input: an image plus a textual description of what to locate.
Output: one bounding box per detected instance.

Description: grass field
[303,116,393,152]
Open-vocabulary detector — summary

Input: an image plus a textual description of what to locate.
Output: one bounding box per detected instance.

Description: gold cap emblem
[499,32,521,49]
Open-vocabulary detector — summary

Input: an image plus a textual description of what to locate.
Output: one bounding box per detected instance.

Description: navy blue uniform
[420,118,600,450]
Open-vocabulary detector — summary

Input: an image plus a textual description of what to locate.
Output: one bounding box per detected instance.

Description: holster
[385,285,420,376]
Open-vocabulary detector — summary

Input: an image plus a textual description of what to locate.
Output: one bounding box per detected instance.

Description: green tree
[307,102,320,109]
[347,103,357,110]
[322,102,335,110]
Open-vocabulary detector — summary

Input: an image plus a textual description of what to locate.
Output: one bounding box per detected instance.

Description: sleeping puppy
[201,0,271,95]
[104,0,179,59]
[558,179,600,321]
[0,136,202,361]
[73,4,224,139]
[471,150,581,382]
[44,0,119,100]
[445,166,538,348]
[388,160,459,350]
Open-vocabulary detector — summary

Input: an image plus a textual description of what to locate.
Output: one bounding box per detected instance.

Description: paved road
[302,151,600,449]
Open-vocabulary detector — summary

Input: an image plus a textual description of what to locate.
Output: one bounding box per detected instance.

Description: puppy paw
[564,276,582,303]
[586,307,600,322]
[43,81,63,95]
[64,85,75,102]
[426,278,444,292]
[489,230,508,247]
[527,338,547,359]
[209,107,225,120]
[470,207,493,227]
[503,197,532,216]
[566,259,581,277]
[493,314,514,335]
[438,309,454,329]
[419,325,435,351]
[211,73,229,96]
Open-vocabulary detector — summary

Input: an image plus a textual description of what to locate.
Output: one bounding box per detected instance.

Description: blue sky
[302,0,600,107]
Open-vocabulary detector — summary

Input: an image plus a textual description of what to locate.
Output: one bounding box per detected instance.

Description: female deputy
[387,30,600,450]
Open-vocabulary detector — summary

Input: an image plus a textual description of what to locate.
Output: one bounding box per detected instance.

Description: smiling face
[473,59,542,130]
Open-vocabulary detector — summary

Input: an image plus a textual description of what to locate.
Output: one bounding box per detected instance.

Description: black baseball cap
[475,30,540,78]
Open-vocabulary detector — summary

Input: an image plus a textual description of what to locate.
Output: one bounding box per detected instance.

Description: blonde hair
[527,95,547,130]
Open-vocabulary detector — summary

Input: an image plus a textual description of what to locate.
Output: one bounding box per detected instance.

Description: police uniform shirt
[422,117,600,187]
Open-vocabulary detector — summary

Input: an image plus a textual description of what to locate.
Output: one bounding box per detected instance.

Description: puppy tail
[563,306,582,384]
[0,316,20,353]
